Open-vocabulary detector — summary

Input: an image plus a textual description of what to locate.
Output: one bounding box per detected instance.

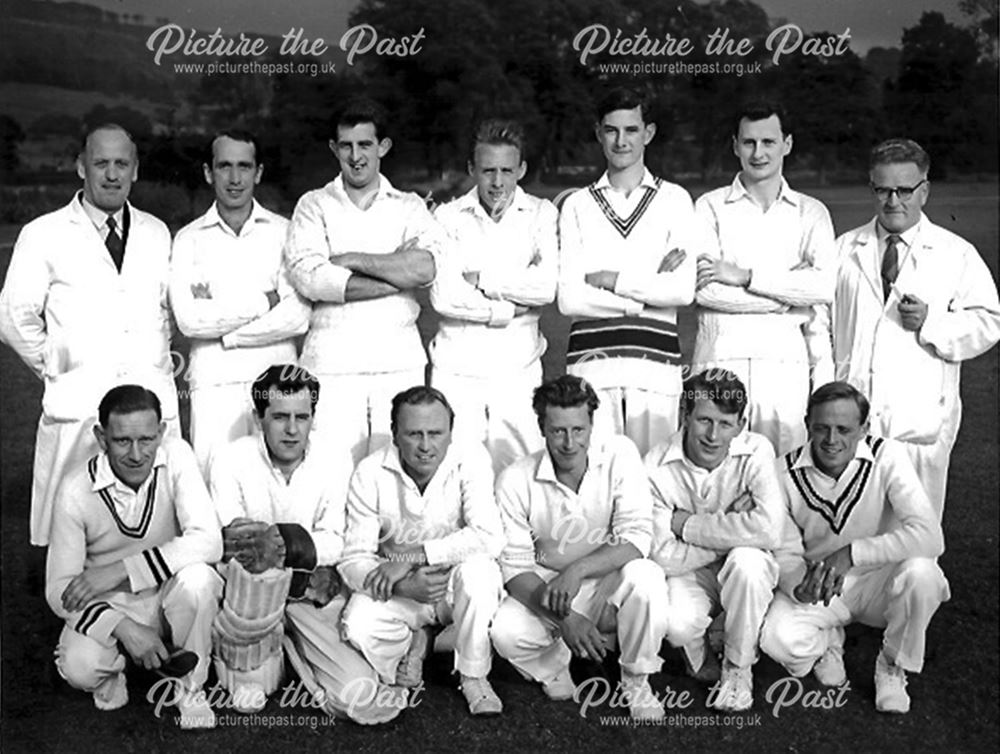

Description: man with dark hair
[339,385,506,716]
[45,384,222,728]
[645,369,783,712]
[694,100,837,456]
[0,123,179,546]
[208,364,401,723]
[430,118,557,473]
[170,129,309,475]
[491,375,668,721]
[761,381,949,714]
[832,137,1000,519]
[285,97,443,464]
[557,87,702,456]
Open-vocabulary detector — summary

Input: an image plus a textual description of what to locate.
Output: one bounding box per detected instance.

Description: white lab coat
[832,214,1000,516]
[0,194,179,544]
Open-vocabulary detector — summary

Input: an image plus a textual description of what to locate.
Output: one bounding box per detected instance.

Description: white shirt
[284,175,446,375]
[694,176,836,360]
[429,186,557,375]
[0,193,177,420]
[645,430,783,576]
[833,214,1000,442]
[495,435,653,583]
[338,442,505,595]
[209,434,352,566]
[773,436,944,596]
[170,200,310,389]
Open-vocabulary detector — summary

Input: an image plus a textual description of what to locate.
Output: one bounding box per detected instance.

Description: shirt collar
[594,168,658,193]
[726,174,800,208]
[792,437,875,472]
[378,442,454,488]
[78,191,125,231]
[534,439,611,485]
[661,429,756,469]
[876,217,922,249]
[91,445,168,493]
[456,185,530,222]
[199,199,272,233]
[328,173,404,204]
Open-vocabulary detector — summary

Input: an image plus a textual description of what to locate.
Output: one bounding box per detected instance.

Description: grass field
[1,183,997,753]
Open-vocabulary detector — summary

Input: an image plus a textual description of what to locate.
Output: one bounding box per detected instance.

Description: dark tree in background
[886,11,998,177]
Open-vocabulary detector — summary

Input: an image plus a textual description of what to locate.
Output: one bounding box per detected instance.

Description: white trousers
[694,357,810,456]
[55,563,222,693]
[490,559,668,682]
[310,369,425,465]
[189,382,257,478]
[31,414,181,546]
[341,556,503,681]
[665,548,778,669]
[760,558,950,675]
[584,385,679,459]
[284,596,402,725]
[430,365,543,475]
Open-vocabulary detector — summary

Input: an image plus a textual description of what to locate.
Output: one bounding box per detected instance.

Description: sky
[57,0,968,53]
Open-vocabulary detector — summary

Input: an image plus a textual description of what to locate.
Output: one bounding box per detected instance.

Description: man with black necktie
[0,123,179,547]
[832,138,1000,520]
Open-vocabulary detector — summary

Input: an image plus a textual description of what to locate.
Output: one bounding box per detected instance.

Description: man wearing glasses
[832,138,1000,520]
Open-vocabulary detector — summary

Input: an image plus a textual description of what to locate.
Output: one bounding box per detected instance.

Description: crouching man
[645,370,783,712]
[46,385,222,729]
[760,381,949,713]
[338,386,507,716]
[209,364,401,724]
[490,375,669,721]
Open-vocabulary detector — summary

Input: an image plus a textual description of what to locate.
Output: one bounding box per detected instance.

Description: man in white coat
[0,123,179,546]
[170,129,309,475]
[832,138,1000,519]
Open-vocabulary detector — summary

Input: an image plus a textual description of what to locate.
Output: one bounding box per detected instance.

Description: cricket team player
[208,364,401,724]
[170,130,310,475]
[760,381,949,714]
[45,385,222,729]
[430,118,557,474]
[646,370,783,712]
[832,138,1000,519]
[491,375,670,721]
[695,101,837,455]
[284,98,443,464]
[0,124,180,546]
[338,386,507,716]
[557,88,699,456]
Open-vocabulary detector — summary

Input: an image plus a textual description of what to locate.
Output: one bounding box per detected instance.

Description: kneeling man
[46,385,222,728]
[338,386,506,716]
[760,381,949,714]
[490,375,668,720]
[646,370,783,712]
[209,364,400,723]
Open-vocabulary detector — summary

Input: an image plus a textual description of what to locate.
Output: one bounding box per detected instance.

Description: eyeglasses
[870,179,927,201]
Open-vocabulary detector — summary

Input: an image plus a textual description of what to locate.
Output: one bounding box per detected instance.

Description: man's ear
[157,421,166,439]
[517,161,527,181]
[643,122,656,145]
[202,162,213,186]
[377,137,393,158]
[93,423,107,452]
[76,154,86,181]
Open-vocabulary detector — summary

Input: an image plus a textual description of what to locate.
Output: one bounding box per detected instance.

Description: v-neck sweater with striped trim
[773,436,943,596]
[45,438,222,643]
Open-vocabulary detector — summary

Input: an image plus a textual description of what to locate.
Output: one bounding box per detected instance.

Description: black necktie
[105,215,124,272]
[881,234,900,301]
